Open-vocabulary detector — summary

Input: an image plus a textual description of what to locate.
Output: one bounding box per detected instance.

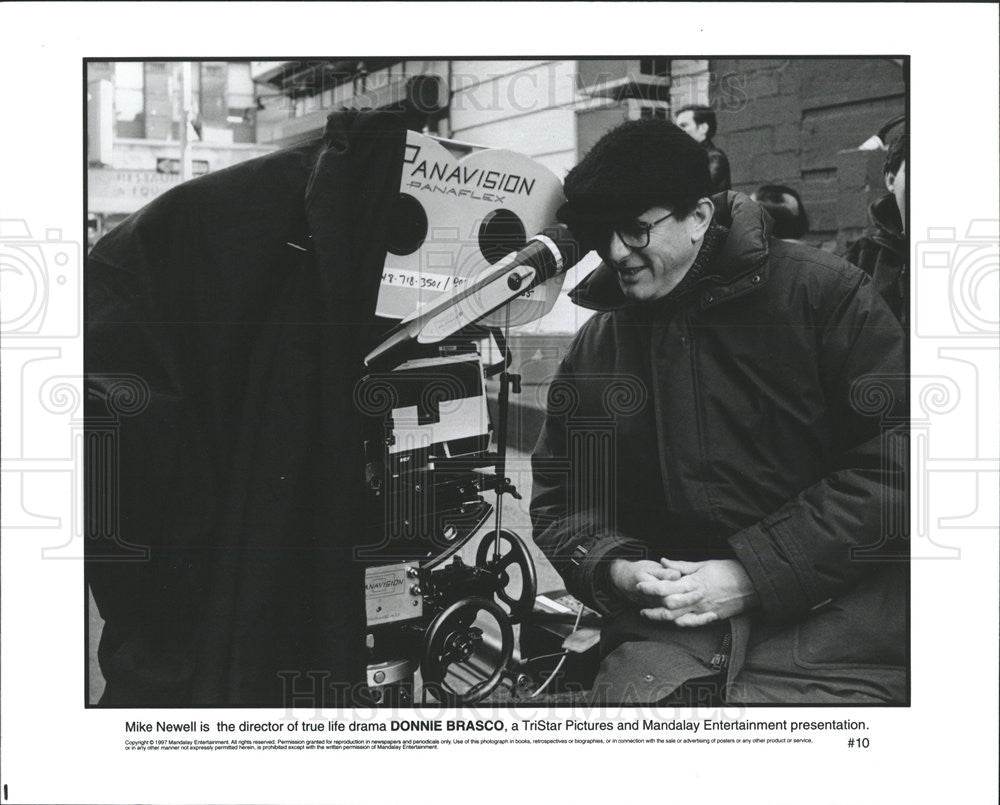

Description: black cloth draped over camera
[86,111,407,706]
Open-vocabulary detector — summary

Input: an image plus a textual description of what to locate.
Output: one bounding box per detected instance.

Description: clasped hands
[608,557,760,627]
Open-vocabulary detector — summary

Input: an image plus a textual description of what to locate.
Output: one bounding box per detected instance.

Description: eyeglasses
[595,211,675,254]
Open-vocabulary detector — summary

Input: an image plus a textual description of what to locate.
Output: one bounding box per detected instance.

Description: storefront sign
[88,168,184,214]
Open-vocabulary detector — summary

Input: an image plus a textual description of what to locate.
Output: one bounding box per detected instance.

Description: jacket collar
[569,191,773,312]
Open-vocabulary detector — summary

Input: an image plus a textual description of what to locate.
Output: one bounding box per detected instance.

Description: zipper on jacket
[647,311,677,511]
[710,627,732,673]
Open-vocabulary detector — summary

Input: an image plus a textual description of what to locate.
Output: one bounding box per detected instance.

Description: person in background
[752,184,810,243]
[845,131,908,326]
[675,104,732,193]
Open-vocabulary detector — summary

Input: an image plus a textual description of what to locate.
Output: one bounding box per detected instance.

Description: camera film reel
[377,131,566,327]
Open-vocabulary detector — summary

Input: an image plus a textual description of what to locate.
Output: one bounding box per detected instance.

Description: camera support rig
[358,327,540,705]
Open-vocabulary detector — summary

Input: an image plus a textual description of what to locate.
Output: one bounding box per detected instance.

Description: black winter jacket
[703,139,732,194]
[530,193,908,703]
[86,111,407,706]
[845,194,907,326]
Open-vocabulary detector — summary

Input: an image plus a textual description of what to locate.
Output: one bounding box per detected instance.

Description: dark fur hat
[557,119,712,248]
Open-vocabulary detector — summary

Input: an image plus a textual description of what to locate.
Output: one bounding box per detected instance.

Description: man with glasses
[530,119,907,705]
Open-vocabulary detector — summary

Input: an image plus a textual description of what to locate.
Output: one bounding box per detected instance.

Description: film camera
[358,339,536,705]
[354,133,596,705]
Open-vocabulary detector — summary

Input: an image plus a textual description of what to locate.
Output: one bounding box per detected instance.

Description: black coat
[530,193,908,703]
[845,194,907,326]
[703,139,732,194]
[86,111,407,706]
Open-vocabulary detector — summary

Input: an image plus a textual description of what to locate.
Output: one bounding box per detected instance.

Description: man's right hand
[608,559,682,608]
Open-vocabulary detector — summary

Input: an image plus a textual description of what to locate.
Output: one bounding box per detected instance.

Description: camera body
[357,341,534,705]
[353,132,574,704]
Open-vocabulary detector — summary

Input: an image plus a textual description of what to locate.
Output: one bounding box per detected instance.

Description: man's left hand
[634,558,760,627]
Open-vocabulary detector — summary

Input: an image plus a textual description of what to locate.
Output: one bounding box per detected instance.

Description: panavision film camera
[354,133,596,705]
[358,338,537,705]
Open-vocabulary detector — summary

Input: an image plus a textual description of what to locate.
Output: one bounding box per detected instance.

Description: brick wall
[709,58,905,251]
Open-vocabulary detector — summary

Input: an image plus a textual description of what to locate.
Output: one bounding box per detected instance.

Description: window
[88,62,113,83]
[144,62,173,141]
[226,62,255,109]
[109,61,257,143]
[640,58,671,78]
[200,62,227,124]
[114,62,144,138]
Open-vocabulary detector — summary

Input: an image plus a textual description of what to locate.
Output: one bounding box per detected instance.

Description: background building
[86,61,278,248]
[710,58,905,245]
